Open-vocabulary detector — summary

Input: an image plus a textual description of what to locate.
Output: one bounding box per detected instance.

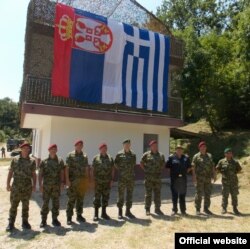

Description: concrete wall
[32,115,170,162]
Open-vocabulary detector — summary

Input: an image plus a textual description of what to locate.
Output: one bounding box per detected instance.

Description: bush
[0,130,5,142]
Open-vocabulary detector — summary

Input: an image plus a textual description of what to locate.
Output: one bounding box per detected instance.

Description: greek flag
[52,4,170,112]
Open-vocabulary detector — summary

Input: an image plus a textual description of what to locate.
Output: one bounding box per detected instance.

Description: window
[143,134,158,152]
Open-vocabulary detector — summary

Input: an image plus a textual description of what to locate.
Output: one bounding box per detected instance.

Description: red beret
[149,140,157,146]
[48,144,57,150]
[99,143,107,150]
[20,142,30,148]
[74,140,83,146]
[198,141,206,149]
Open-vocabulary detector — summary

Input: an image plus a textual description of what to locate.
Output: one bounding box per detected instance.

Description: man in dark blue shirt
[166,144,193,216]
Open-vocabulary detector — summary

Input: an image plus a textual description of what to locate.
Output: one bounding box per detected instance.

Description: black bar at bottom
[175,233,249,249]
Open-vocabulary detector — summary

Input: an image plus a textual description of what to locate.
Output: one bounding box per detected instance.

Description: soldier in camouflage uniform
[39,144,65,228]
[65,140,89,225]
[115,139,136,219]
[216,148,242,215]
[140,140,165,216]
[192,141,216,215]
[6,142,36,232]
[92,143,115,221]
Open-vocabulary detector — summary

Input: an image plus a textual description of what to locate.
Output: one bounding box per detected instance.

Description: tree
[0,98,31,140]
[157,0,250,131]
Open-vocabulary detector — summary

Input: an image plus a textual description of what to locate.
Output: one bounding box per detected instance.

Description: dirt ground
[0,163,249,249]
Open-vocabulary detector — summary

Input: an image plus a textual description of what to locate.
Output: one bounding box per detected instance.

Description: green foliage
[0,130,5,142]
[157,0,250,131]
[0,98,31,141]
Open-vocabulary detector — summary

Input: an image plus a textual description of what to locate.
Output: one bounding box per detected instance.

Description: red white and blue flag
[52,3,170,112]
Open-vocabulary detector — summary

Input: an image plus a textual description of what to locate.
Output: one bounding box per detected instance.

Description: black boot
[155,208,164,215]
[204,208,213,215]
[93,208,99,221]
[52,218,61,227]
[40,218,47,228]
[67,217,72,225]
[22,220,31,230]
[233,206,241,215]
[118,208,123,220]
[196,209,201,215]
[77,214,86,223]
[101,207,110,220]
[6,222,15,232]
[221,207,227,214]
[125,208,135,219]
[146,208,150,216]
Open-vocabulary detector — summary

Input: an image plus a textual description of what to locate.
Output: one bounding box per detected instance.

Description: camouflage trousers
[9,185,32,222]
[41,185,60,220]
[66,178,88,218]
[144,177,162,209]
[222,182,239,208]
[93,181,111,208]
[195,179,212,210]
[117,178,134,209]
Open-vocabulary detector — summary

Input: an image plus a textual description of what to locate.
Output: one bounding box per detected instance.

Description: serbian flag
[52,3,170,112]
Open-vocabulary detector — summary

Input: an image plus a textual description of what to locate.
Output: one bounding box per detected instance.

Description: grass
[0,125,249,249]
[171,121,250,163]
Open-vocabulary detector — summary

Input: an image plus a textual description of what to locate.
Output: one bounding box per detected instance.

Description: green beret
[123,139,131,144]
[224,147,232,153]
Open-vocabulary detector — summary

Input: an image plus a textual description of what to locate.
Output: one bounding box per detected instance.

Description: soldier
[140,140,165,216]
[65,140,89,225]
[91,143,115,221]
[39,144,65,228]
[166,145,193,216]
[1,146,6,158]
[115,139,136,219]
[192,141,216,215]
[216,148,242,215]
[6,142,36,231]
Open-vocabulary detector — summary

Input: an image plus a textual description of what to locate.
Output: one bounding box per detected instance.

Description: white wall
[46,116,170,163]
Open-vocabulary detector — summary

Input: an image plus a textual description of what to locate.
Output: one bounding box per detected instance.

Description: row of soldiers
[5,139,242,231]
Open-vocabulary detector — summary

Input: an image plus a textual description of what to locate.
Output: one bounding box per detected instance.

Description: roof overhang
[21,103,184,128]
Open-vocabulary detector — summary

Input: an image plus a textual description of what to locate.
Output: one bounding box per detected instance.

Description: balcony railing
[20,75,183,120]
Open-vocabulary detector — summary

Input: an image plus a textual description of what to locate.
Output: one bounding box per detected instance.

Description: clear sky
[0,0,163,102]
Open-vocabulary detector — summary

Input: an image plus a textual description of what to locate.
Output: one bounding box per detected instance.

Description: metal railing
[20,75,183,119]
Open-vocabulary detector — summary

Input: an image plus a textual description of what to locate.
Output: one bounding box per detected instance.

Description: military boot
[67,216,72,225]
[52,218,61,227]
[6,222,15,232]
[221,208,227,214]
[155,208,164,215]
[22,219,31,230]
[196,209,201,215]
[146,208,150,216]
[204,208,213,215]
[233,206,241,215]
[118,208,123,220]
[125,208,135,219]
[40,218,47,228]
[101,207,110,220]
[76,214,86,223]
[93,208,99,221]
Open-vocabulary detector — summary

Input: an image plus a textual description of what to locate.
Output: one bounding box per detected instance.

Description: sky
[0,0,163,102]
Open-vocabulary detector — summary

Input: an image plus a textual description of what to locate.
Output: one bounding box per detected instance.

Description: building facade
[20,0,184,163]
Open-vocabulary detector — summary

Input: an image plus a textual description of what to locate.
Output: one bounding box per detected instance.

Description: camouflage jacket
[114,150,136,180]
[192,152,214,179]
[141,151,165,179]
[39,155,65,186]
[92,154,114,183]
[10,155,36,188]
[66,150,88,182]
[216,158,242,185]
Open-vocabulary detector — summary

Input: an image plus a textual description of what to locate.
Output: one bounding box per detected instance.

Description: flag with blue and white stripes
[52,4,170,112]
